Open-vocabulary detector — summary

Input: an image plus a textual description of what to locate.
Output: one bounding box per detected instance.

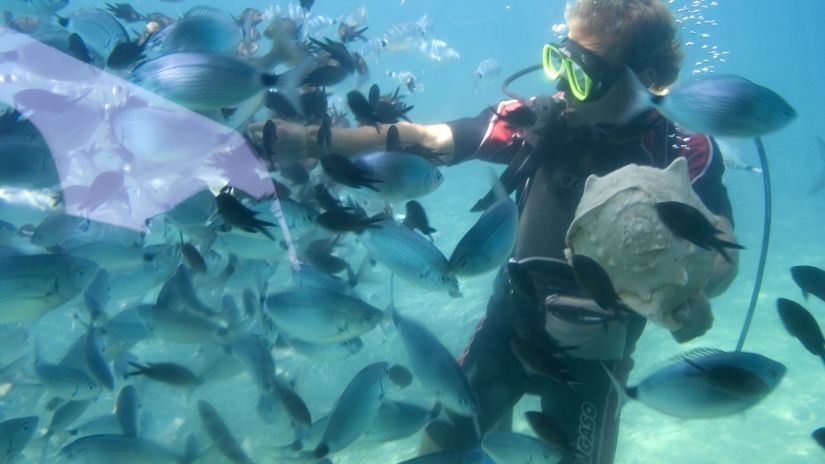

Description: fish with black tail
[316,210,383,233]
[215,187,277,240]
[625,71,796,137]
[570,254,633,317]
[776,298,825,365]
[813,428,825,450]
[790,265,825,303]
[125,361,203,388]
[403,200,436,239]
[321,153,382,191]
[605,348,785,418]
[654,201,744,263]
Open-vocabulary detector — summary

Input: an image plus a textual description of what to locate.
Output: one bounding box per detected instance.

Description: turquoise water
[1,0,824,463]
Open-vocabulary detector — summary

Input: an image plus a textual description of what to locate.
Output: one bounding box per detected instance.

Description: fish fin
[601,362,630,416]
[657,347,726,371]
[274,57,315,117]
[616,66,654,126]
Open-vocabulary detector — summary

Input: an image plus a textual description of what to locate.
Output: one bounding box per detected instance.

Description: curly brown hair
[565,0,683,92]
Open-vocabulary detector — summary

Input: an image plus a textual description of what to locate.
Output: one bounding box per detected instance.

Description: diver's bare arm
[247,119,456,164]
[704,216,739,298]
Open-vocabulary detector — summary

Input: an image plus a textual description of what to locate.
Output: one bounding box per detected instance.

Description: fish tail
[601,362,630,417]
[313,443,330,459]
[616,67,654,125]
[711,237,745,264]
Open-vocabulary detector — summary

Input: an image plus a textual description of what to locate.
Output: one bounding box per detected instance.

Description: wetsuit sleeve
[684,134,735,226]
[445,100,524,166]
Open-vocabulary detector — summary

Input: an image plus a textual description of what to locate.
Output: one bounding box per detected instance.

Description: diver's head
[547,0,683,126]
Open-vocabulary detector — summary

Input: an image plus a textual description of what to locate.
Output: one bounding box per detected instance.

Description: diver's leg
[539,303,646,464]
[419,272,529,454]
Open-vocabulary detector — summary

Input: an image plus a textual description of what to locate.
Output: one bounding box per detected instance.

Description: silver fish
[58,8,129,60]
[197,400,253,464]
[107,244,180,300]
[0,254,98,324]
[474,58,501,93]
[282,334,363,360]
[391,308,478,417]
[66,414,122,438]
[83,327,114,391]
[31,213,88,248]
[57,434,181,464]
[0,325,28,369]
[104,305,152,348]
[131,52,279,111]
[627,71,796,137]
[147,6,242,56]
[265,287,382,343]
[481,431,563,464]
[229,334,276,392]
[448,195,518,276]
[46,399,93,437]
[314,362,388,459]
[353,151,444,201]
[292,263,351,295]
[115,385,140,437]
[380,15,429,53]
[0,137,57,189]
[137,305,227,344]
[609,348,786,418]
[35,361,102,401]
[357,401,431,445]
[417,38,459,63]
[68,243,144,272]
[0,416,38,464]
[360,219,459,296]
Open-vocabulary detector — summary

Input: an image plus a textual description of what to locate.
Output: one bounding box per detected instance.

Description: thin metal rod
[736,137,771,351]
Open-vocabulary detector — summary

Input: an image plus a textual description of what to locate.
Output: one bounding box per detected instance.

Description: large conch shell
[564,157,717,329]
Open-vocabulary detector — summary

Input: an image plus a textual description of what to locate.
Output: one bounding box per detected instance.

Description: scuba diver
[249,0,739,462]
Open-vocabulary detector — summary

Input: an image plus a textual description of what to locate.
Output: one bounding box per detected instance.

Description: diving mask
[542,39,621,102]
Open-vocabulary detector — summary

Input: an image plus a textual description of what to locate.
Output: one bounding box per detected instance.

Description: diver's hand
[246,118,317,165]
[670,292,713,343]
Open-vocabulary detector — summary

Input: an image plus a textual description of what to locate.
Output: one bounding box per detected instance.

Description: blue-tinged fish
[606,348,785,418]
[790,265,825,303]
[197,400,253,464]
[314,362,389,459]
[31,213,88,248]
[107,244,180,300]
[57,8,129,61]
[115,385,140,438]
[776,298,825,365]
[69,243,144,272]
[0,136,58,189]
[126,361,202,388]
[264,287,382,343]
[281,334,364,360]
[448,193,517,276]
[352,151,444,201]
[0,254,97,324]
[34,358,102,401]
[57,434,183,464]
[626,71,796,137]
[45,399,93,438]
[0,416,38,464]
[0,325,28,369]
[131,52,285,110]
[357,401,431,445]
[147,6,242,56]
[228,334,276,392]
[379,15,430,53]
[360,218,459,296]
[65,414,122,438]
[292,263,352,295]
[104,305,152,348]
[0,0,66,16]
[481,431,562,464]
[391,307,478,417]
[84,327,114,391]
[137,305,227,344]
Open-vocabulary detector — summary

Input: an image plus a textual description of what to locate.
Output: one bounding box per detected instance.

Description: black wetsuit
[430,99,733,464]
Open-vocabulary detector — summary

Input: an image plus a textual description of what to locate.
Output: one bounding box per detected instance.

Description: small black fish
[402,200,436,238]
[317,113,332,149]
[655,201,744,263]
[320,153,381,191]
[275,379,312,427]
[314,184,346,211]
[262,119,278,158]
[339,24,368,43]
[570,254,633,317]
[215,187,277,240]
[388,364,413,388]
[301,88,329,124]
[346,89,379,127]
[812,428,825,450]
[374,86,414,123]
[790,265,825,303]
[264,92,300,121]
[303,59,350,87]
[304,237,348,275]
[67,33,93,64]
[280,163,310,185]
[776,298,825,365]
[524,411,574,453]
[316,210,382,233]
[310,38,356,73]
[107,40,146,69]
[125,362,202,387]
[105,2,144,22]
[180,234,207,274]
